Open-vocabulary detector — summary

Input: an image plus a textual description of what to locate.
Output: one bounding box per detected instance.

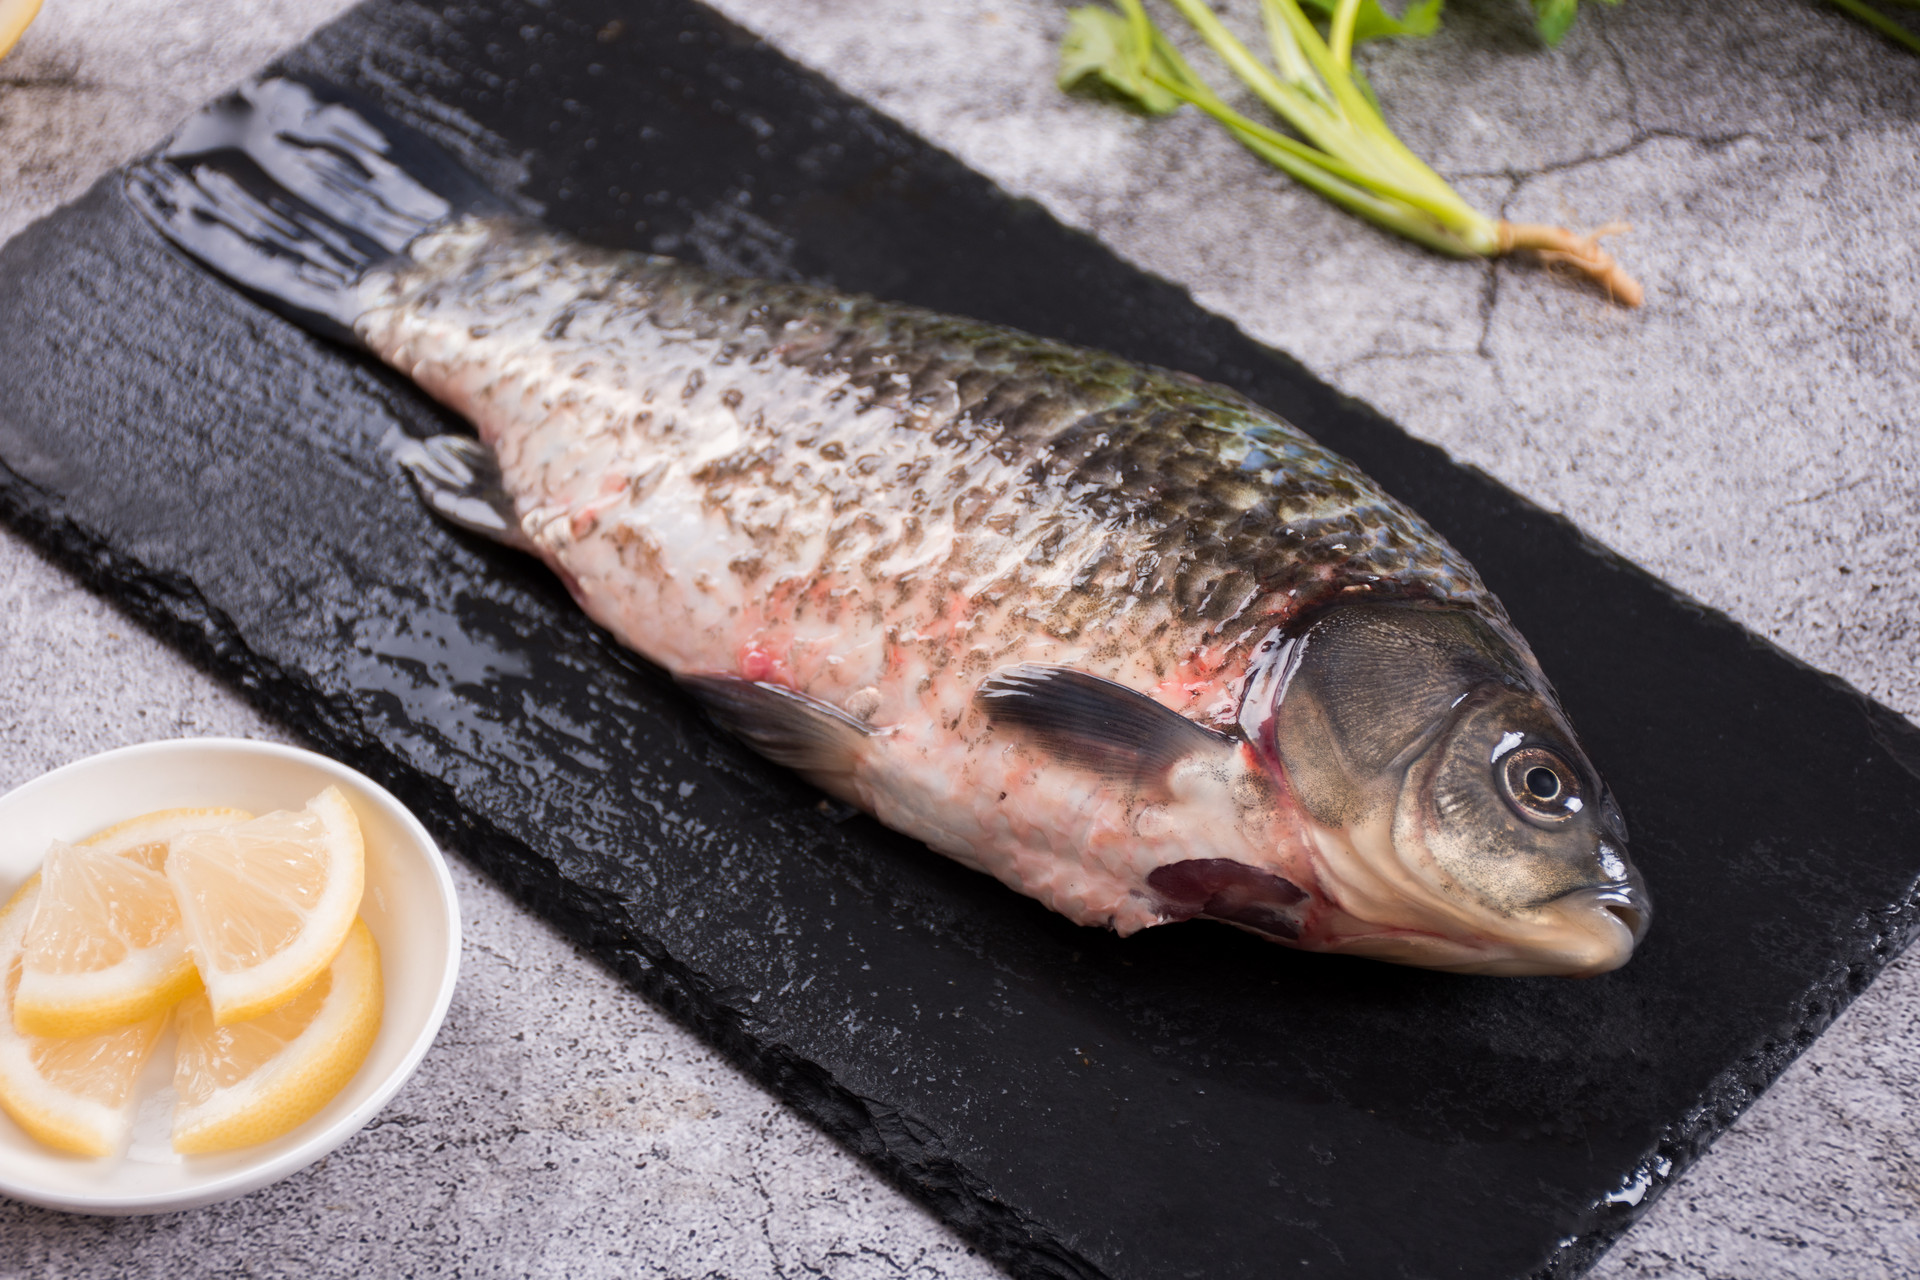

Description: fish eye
[1496,745,1581,826]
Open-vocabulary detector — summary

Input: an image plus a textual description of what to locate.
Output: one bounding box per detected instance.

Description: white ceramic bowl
[0,738,461,1214]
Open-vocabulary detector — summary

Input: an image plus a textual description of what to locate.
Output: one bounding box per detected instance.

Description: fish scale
[365,218,1501,703]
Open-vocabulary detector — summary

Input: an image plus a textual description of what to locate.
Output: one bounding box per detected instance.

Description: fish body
[127,78,1649,975]
[361,219,1490,938]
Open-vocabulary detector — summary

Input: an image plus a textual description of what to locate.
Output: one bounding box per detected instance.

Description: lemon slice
[0,0,42,63]
[171,916,382,1154]
[0,880,168,1157]
[11,807,253,1038]
[166,786,366,1025]
[82,806,256,872]
[13,841,203,1038]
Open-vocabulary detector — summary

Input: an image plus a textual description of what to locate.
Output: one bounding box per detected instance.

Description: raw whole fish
[127,77,1649,976]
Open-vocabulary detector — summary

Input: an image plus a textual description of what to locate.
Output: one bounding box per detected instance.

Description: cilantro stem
[1060,0,1644,304]
[1825,0,1920,54]
[1328,0,1362,68]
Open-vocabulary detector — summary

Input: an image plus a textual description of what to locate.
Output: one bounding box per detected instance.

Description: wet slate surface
[3,2,1920,1277]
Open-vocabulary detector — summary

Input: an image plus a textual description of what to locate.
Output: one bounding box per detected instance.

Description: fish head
[1245,602,1648,977]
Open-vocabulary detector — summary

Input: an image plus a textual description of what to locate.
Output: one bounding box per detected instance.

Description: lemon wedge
[171,916,382,1154]
[13,841,203,1038]
[12,807,252,1038]
[0,0,41,63]
[0,880,168,1157]
[166,786,366,1025]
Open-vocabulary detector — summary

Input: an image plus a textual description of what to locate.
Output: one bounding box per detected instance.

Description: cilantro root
[1497,222,1643,307]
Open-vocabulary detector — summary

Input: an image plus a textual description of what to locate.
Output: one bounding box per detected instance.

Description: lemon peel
[0,880,168,1157]
[14,843,200,1038]
[0,0,42,63]
[82,806,256,872]
[167,786,366,1026]
[171,917,383,1154]
[11,808,251,1038]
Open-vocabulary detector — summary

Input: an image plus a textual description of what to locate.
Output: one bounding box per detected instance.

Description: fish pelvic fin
[975,664,1234,788]
[1146,859,1305,940]
[123,75,510,345]
[681,675,874,781]
[388,432,536,554]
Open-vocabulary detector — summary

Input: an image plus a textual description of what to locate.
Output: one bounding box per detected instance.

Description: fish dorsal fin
[975,664,1233,786]
[679,674,873,779]
[389,432,536,553]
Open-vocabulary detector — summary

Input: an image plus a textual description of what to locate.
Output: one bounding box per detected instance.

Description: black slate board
[4,2,1919,1277]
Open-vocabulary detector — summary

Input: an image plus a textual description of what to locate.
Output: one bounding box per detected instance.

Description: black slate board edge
[8,162,1920,1277]
[1549,860,1920,1278]
[0,385,1100,1280]
[1462,462,1920,1275]
[8,46,1920,1262]
[14,418,1911,1280]
[1227,374,1920,1277]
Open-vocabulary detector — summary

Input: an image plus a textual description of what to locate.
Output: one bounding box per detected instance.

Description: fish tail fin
[123,76,508,345]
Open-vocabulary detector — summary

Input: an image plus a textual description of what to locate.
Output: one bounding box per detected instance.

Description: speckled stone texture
[1,0,1917,1277]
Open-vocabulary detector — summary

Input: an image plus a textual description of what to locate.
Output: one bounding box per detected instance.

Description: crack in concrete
[1783,474,1879,507]
[855,1241,915,1274]
[0,57,88,91]
[1446,127,1757,187]
[1443,131,1658,186]
[1437,116,1766,352]
[1594,7,1646,135]
[465,938,523,972]
[744,1159,794,1280]
[1328,344,1483,376]
[1477,220,1507,362]
[0,75,99,90]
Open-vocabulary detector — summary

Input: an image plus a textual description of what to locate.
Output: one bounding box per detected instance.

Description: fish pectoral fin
[680,674,873,779]
[389,431,537,554]
[975,664,1234,787]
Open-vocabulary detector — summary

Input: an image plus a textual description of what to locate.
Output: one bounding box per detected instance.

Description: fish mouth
[1297,811,1653,977]
[1577,884,1651,949]
[1390,884,1647,978]
[1508,879,1651,978]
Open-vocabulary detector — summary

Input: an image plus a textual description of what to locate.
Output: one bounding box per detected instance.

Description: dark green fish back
[378,221,1505,684]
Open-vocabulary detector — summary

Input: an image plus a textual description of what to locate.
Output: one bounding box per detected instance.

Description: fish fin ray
[389,432,535,553]
[975,664,1232,785]
[681,675,872,778]
[123,75,509,343]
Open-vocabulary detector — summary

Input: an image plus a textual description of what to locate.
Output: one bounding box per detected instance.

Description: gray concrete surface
[2,0,1917,1276]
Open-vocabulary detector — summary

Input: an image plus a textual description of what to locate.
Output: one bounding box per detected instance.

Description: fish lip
[1550,879,1652,949]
